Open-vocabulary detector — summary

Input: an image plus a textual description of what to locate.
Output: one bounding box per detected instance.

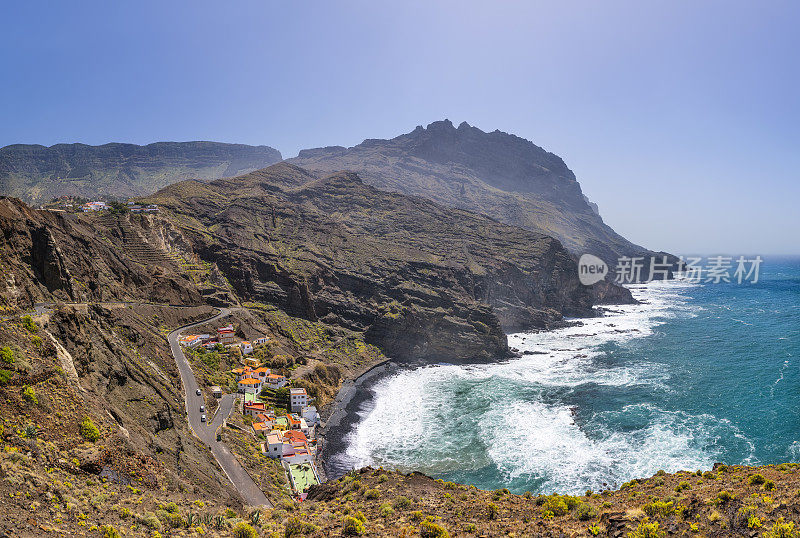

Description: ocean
[327,256,800,494]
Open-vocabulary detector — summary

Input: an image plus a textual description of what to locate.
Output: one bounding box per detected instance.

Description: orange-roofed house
[252,421,270,435]
[243,402,266,417]
[253,367,271,380]
[265,373,287,389]
[237,377,263,395]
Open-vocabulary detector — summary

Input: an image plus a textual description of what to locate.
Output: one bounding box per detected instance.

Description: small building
[301,405,319,426]
[265,432,284,458]
[240,341,253,355]
[179,334,208,348]
[252,421,270,436]
[203,339,220,350]
[237,377,263,395]
[145,204,159,212]
[211,386,223,399]
[217,325,236,345]
[290,388,309,412]
[243,357,259,368]
[265,373,287,389]
[243,402,267,417]
[253,366,271,380]
[254,336,269,346]
[232,367,253,382]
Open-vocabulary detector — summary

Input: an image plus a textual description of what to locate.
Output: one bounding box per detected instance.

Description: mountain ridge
[290,119,668,269]
[0,141,282,204]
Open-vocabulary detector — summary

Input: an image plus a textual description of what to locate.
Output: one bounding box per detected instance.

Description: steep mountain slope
[143,162,615,363]
[0,141,282,204]
[290,119,665,268]
[0,197,203,308]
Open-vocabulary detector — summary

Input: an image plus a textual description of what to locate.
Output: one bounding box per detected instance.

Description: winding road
[167,308,272,508]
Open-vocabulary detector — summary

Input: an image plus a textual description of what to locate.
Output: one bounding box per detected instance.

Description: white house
[265,432,284,458]
[301,405,319,426]
[217,325,236,344]
[237,377,263,395]
[240,341,253,355]
[265,373,287,389]
[289,388,309,412]
[254,336,269,346]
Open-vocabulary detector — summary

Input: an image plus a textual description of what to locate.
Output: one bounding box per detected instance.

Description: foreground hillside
[290,120,670,269]
[0,141,282,204]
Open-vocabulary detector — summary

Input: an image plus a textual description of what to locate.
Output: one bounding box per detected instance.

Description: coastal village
[178,323,322,502]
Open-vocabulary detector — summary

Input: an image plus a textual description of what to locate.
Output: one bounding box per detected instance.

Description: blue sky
[2,1,798,254]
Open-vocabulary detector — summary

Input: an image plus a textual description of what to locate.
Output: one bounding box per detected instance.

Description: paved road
[167,308,272,508]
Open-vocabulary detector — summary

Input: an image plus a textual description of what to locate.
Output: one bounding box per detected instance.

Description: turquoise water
[335,256,800,494]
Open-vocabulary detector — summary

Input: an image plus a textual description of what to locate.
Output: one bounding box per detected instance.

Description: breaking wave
[336,280,763,494]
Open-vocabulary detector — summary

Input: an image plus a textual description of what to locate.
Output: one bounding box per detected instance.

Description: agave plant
[250,509,261,526]
[214,515,225,529]
[186,512,198,526]
[24,424,38,439]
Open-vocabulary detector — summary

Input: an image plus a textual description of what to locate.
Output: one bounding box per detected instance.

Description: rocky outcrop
[144,163,602,363]
[0,141,282,204]
[290,119,671,272]
[0,197,203,309]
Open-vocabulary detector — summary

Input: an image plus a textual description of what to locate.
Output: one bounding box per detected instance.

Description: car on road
[196,389,201,396]
[200,405,205,412]
[201,414,207,422]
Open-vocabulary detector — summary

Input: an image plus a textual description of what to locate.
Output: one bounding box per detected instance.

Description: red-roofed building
[217,325,235,344]
[243,402,266,417]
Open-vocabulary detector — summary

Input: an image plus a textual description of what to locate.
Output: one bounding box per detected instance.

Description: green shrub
[80,417,100,441]
[542,496,568,517]
[22,385,37,404]
[284,517,319,537]
[393,496,412,510]
[410,511,424,523]
[232,521,258,538]
[716,490,735,503]
[100,525,121,538]
[763,518,800,538]
[353,510,366,523]
[487,502,498,520]
[138,512,162,530]
[419,520,449,538]
[628,518,666,538]
[379,502,394,518]
[31,336,42,349]
[576,502,597,521]
[675,481,691,492]
[364,488,380,499]
[748,473,766,485]
[22,316,38,333]
[0,347,15,365]
[0,369,13,385]
[342,515,365,535]
[764,479,776,490]
[642,500,674,518]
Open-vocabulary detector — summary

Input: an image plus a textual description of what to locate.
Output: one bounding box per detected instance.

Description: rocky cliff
[0,197,203,308]
[290,120,671,270]
[0,141,282,204]
[143,162,602,363]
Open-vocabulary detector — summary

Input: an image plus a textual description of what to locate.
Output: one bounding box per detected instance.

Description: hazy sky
[2,1,798,254]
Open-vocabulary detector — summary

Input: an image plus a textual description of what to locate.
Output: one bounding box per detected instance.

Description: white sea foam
[340,279,748,493]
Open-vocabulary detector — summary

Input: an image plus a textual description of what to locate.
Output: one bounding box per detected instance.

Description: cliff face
[144,163,596,363]
[0,197,203,309]
[290,120,668,270]
[0,141,282,204]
